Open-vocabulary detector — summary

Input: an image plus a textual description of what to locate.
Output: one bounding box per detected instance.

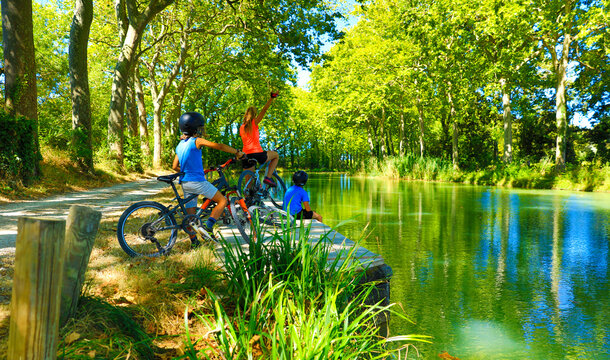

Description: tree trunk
[399,109,405,156]
[126,79,139,137]
[379,108,386,158]
[151,29,189,168]
[555,35,571,170]
[107,0,174,165]
[447,87,459,170]
[416,93,425,158]
[108,25,141,164]
[68,0,94,172]
[500,78,513,164]
[365,119,376,156]
[1,0,37,122]
[134,68,150,158]
[1,0,40,177]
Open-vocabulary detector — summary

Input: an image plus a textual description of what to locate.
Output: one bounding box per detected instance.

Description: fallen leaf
[88,350,96,358]
[64,332,80,345]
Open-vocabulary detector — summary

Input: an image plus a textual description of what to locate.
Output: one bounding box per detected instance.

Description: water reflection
[307,175,610,359]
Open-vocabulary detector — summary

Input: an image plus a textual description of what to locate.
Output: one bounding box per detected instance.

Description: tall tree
[107,0,174,165]
[1,0,40,176]
[534,0,604,169]
[69,0,94,171]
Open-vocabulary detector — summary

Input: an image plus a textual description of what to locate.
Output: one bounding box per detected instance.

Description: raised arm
[254,93,278,126]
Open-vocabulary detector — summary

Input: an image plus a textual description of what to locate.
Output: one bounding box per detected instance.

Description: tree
[534,0,605,169]
[1,0,40,177]
[107,0,174,165]
[69,0,94,171]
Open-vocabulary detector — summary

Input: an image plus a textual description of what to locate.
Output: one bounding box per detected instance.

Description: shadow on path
[0,178,168,256]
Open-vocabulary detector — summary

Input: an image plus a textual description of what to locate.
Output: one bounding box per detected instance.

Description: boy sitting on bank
[283,170,323,222]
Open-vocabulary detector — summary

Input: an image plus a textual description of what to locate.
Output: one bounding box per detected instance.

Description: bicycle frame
[200,158,246,219]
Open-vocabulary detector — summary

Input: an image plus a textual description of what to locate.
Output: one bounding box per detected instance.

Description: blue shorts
[181,181,219,208]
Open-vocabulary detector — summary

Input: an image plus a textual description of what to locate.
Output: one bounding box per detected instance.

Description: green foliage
[0,111,40,186]
[124,136,144,173]
[57,296,154,359]
[184,219,429,358]
[363,155,610,191]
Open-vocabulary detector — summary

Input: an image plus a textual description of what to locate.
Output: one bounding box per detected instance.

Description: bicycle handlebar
[204,157,240,174]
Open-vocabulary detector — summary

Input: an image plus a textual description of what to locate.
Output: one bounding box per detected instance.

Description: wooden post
[60,205,101,326]
[8,217,66,360]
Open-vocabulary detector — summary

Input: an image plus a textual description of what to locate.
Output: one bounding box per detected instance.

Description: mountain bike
[237,156,287,210]
[116,158,255,257]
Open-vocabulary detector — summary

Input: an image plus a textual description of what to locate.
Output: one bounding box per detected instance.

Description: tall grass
[363,155,456,181]
[182,216,429,359]
[360,155,610,191]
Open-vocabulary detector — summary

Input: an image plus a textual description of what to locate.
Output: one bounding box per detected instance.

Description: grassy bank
[359,155,610,192]
[0,145,161,203]
[0,188,427,359]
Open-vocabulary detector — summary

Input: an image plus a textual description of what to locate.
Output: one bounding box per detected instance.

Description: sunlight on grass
[0,145,162,202]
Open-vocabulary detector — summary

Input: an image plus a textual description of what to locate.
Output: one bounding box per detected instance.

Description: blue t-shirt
[283,185,309,215]
[175,137,206,183]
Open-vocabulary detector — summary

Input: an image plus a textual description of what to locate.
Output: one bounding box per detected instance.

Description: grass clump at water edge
[181,215,430,359]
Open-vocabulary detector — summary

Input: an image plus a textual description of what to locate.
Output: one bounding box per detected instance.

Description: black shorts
[241,151,268,168]
[295,209,314,220]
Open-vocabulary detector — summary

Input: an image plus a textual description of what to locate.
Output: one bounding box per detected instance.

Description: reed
[183,216,430,358]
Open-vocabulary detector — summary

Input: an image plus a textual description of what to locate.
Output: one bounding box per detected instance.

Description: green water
[298,174,610,359]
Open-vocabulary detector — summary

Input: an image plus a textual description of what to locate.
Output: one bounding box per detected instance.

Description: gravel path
[0,177,168,257]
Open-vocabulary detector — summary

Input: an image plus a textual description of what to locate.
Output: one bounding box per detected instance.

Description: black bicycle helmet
[179,112,205,135]
[292,170,308,186]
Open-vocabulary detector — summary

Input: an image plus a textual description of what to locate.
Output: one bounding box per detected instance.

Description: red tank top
[240,122,263,154]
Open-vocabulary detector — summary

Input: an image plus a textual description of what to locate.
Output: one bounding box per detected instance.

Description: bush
[0,110,40,186]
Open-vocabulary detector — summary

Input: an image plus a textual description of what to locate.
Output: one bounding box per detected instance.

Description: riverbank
[356,156,610,192]
[0,187,427,358]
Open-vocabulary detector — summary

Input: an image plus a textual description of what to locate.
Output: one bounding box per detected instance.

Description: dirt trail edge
[0,177,168,257]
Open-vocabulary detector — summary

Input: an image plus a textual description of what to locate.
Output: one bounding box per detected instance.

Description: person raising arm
[239,91,280,187]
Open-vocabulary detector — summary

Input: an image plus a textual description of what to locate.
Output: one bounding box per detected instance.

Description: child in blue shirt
[172,112,244,247]
[283,170,322,222]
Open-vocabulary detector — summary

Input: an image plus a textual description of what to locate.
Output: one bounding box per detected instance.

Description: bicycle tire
[267,172,286,209]
[237,170,259,202]
[248,204,293,226]
[230,197,255,243]
[117,201,178,257]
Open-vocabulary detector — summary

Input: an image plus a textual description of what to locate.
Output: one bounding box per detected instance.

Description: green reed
[182,213,430,359]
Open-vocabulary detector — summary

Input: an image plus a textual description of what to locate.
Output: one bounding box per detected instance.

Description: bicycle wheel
[249,204,293,226]
[117,201,178,257]
[237,169,262,207]
[267,172,286,209]
[230,197,255,243]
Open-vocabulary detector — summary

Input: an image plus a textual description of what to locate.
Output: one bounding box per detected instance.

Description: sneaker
[190,238,201,249]
[263,176,277,187]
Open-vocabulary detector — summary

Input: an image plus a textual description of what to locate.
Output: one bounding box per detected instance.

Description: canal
[298,173,609,359]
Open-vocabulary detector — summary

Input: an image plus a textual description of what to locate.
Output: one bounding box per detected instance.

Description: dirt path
[0,177,168,257]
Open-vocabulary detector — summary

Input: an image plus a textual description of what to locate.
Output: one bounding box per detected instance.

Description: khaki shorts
[181,181,219,208]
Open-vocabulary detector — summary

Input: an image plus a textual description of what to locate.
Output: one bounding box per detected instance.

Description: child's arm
[302,201,313,212]
[254,94,277,126]
[172,154,180,171]
[195,137,244,158]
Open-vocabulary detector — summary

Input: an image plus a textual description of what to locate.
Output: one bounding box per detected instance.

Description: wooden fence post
[8,217,66,360]
[60,205,101,325]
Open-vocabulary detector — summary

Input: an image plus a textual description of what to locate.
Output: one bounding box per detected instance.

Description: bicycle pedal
[194,225,217,242]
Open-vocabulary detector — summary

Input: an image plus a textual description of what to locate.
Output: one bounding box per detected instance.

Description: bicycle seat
[157,172,183,183]
[242,158,258,168]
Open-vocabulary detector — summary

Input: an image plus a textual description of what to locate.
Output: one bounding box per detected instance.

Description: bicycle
[237,155,287,210]
[116,158,256,257]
